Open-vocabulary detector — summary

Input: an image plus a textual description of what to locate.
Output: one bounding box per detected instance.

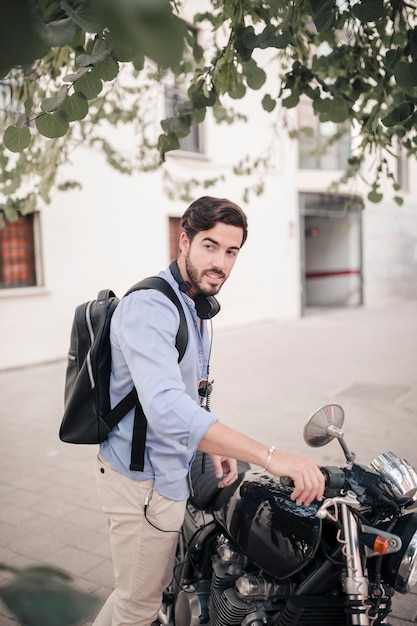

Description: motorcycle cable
[172,520,218,593]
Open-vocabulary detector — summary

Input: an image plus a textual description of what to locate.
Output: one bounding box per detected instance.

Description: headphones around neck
[169,260,221,320]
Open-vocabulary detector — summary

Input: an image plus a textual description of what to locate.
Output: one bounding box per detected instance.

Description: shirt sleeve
[111,288,217,454]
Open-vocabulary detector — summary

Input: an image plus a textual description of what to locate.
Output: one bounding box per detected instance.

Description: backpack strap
[125,276,188,361]
[107,276,189,471]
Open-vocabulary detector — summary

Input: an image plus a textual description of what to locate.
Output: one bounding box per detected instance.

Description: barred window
[0,214,37,288]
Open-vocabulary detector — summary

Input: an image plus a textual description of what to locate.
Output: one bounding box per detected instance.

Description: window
[169,216,182,262]
[0,214,38,288]
[298,97,350,170]
[164,82,201,154]
[163,24,202,155]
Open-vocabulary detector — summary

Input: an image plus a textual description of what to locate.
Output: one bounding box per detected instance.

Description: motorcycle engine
[174,535,291,626]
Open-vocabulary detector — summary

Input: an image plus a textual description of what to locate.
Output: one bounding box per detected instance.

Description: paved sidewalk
[0,297,416,625]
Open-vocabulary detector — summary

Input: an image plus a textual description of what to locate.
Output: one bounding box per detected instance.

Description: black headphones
[169,261,221,320]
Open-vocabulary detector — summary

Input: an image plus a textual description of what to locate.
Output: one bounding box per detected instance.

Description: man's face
[180,222,243,297]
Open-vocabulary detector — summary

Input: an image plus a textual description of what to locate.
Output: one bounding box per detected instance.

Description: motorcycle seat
[190,451,250,511]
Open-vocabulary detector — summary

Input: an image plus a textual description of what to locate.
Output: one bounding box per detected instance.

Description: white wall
[0,100,301,370]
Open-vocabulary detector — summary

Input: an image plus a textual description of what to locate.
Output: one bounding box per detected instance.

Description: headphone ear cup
[194,295,221,319]
[169,260,220,319]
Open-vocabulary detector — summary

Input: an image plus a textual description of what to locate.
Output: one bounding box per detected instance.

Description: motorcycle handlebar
[280,466,346,497]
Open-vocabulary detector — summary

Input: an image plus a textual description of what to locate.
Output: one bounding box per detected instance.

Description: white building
[1,30,417,371]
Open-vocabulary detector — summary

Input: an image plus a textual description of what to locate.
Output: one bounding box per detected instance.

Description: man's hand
[210,455,238,488]
[268,451,325,506]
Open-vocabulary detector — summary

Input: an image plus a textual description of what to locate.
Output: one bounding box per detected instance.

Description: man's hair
[182,196,248,247]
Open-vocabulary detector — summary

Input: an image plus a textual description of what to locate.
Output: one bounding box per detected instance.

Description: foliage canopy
[1,0,417,224]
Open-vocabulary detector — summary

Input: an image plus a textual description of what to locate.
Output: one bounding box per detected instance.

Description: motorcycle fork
[340,503,370,626]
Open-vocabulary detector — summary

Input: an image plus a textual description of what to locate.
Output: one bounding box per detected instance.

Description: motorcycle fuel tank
[218,470,322,579]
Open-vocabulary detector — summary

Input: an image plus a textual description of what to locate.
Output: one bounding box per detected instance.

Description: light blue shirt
[99,268,218,500]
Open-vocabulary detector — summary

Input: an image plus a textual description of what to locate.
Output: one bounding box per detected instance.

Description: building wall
[1,50,417,370]
[0,93,303,370]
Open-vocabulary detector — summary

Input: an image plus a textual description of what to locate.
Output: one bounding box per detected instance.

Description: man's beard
[185,253,224,296]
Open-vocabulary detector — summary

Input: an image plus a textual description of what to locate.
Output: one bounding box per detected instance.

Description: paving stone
[1,299,417,624]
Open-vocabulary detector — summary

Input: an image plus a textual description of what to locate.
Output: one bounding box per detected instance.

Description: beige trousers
[93,455,186,626]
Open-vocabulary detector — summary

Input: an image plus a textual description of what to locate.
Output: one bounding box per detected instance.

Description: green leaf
[393,195,404,206]
[16,113,28,129]
[74,69,103,99]
[76,37,111,67]
[0,565,99,626]
[93,0,188,69]
[310,0,336,32]
[229,80,246,99]
[41,85,69,113]
[59,92,89,121]
[70,25,85,50]
[41,17,76,46]
[3,125,31,152]
[385,47,401,73]
[258,26,296,49]
[282,91,300,108]
[63,68,90,82]
[242,60,267,90]
[161,116,191,138]
[351,0,384,23]
[313,97,349,123]
[381,102,414,127]
[35,110,69,138]
[60,0,101,33]
[20,193,37,215]
[158,131,180,158]
[368,189,383,202]
[262,94,276,112]
[95,56,119,82]
[132,53,145,71]
[394,61,417,88]
[4,204,19,222]
[24,98,33,115]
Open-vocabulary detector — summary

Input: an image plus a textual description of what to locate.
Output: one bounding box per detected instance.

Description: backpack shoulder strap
[119,276,189,472]
[124,276,188,362]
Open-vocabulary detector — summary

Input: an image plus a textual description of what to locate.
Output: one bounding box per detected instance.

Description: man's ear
[179,231,190,253]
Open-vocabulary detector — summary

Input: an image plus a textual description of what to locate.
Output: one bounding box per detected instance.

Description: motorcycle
[157,403,417,626]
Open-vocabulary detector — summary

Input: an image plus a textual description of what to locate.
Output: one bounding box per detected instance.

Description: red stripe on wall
[306,269,360,279]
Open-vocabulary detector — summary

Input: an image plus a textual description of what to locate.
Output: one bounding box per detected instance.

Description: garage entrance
[300,193,363,312]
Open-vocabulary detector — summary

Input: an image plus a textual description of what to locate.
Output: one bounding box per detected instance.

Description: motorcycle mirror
[304,403,356,464]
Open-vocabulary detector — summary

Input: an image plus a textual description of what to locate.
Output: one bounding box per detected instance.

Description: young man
[93,196,324,626]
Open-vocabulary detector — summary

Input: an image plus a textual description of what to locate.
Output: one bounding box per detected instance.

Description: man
[93,196,324,626]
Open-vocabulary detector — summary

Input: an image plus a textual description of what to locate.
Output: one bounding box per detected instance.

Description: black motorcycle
[157,404,417,626]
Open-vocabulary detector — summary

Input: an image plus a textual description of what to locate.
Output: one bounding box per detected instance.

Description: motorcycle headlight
[381,513,417,593]
[370,451,417,507]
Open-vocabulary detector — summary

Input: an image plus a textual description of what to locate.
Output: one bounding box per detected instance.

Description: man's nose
[211,252,226,270]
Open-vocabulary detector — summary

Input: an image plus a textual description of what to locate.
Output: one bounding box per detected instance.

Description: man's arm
[198,421,325,507]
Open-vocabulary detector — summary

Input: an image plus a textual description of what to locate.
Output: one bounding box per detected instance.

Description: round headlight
[381,512,417,593]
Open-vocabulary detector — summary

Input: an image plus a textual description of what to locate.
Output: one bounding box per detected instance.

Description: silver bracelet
[263,445,276,472]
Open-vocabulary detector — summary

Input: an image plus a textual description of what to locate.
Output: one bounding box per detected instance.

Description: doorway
[300,193,363,312]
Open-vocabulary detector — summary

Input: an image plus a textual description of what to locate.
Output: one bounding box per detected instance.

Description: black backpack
[59,276,188,471]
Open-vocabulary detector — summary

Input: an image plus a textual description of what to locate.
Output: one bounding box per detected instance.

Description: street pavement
[0,296,416,625]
